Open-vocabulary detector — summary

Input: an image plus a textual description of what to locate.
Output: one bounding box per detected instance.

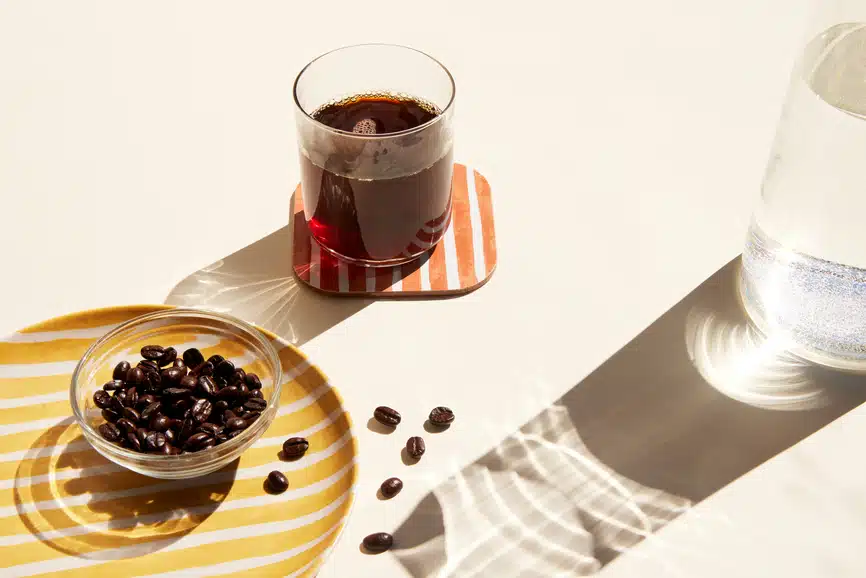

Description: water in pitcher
[742,23,866,367]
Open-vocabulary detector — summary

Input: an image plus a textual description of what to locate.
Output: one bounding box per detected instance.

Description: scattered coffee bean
[141,345,165,361]
[93,390,111,409]
[406,436,425,459]
[267,470,289,493]
[380,477,403,498]
[98,423,121,442]
[112,361,131,381]
[429,406,455,426]
[183,347,205,368]
[363,532,393,553]
[158,347,177,367]
[374,406,401,427]
[282,437,309,458]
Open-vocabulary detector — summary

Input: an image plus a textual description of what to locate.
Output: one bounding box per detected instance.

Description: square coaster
[291,163,497,297]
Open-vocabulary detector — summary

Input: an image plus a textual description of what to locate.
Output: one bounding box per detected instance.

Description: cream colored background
[5,1,855,576]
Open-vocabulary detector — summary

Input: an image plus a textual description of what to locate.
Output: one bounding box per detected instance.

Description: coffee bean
[178,417,196,441]
[217,385,240,401]
[121,407,140,423]
[98,423,121,442]
[184,432,211,449]
[145,431,166,452]
[136,427,149,444]
[173,358,187,371]
[109,396,125,414]
[406,436,425,459]
[150,414,172,432]
[143,368,162,390]
[363,532,393,553]
[249,389,264,400]
[138,359,160,374]
[196,375,217,397]
[114,390,128,406]
[116,417,136,434]
[176,374,195,390]
[126,366,146,386]
[206,354,225,367]
[183,347,205,368]
[140,401,161,421]
[93,390,111,409]
[165,444,182,455]
[226,417,247,431]
[429,406,454,426]
[137,394,156,408]
[164,429,176,444]
[267,470,288,493]
[198,422,223,437]
[191,398,213,423]
[245,373,262,389]
[282,437,309,458]
[214,359,235,380]
[244,398,267,412]
[374,406,401,427]
[171,399,191,416]
[102,379,124,392]
[228,429,244,439]
[126,432,142,452]
[162,387,191,399]
[158,347,177,367]
[161,367,184,386]
[112,361,131,381]
[223,409,236,423]
[193,361,214,377]
[237,383,250,398]
[214,400,229,414]
[380,477,403,498]
[231,368,246,384]
[141,345,165,360]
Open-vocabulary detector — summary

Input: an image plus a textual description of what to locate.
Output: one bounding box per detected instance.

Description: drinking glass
[741,1,866,370]
[293,44,455,267]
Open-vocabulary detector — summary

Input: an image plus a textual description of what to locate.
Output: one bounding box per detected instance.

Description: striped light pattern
[0,305,357,577]
[293,163,497,296]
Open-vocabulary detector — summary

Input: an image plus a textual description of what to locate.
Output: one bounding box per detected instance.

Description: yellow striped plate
[0,305,357,577]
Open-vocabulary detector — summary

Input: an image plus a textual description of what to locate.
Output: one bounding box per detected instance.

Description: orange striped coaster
[291,163,497,296]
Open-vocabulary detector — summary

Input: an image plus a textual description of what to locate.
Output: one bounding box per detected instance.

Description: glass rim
[292,42,456,140]
[69,308,283,464]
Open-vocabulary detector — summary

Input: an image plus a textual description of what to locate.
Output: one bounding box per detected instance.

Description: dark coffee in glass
[294,45,455,266]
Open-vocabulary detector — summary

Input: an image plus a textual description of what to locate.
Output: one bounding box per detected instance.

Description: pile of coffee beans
[94,345,267,455]
[363,405,455,553]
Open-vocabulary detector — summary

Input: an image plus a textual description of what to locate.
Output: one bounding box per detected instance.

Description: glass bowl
[70,308,282,479]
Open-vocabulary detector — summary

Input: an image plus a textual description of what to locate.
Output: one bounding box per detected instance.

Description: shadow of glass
[391,258,866,577]
[14,418,237,559]
[165,212,372,345]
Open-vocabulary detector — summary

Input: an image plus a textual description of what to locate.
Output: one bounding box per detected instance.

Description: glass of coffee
[293,44,455,267]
